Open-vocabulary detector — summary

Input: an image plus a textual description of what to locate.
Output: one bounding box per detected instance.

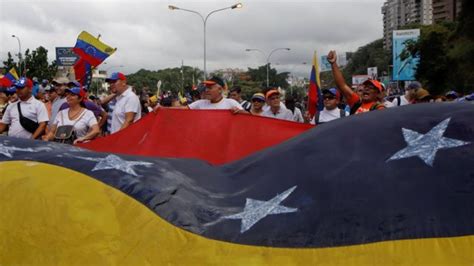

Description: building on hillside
[432,0,462,23]
[382,0,433,50]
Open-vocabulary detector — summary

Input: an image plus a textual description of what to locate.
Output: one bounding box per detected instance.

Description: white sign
[367,67,378,79]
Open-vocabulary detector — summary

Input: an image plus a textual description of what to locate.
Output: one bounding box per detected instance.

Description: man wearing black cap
[0,77,49,139]
[188,76,246,113]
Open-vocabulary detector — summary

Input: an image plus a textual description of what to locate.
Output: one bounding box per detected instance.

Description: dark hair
[285,97,296,113]
[230,86,241,94]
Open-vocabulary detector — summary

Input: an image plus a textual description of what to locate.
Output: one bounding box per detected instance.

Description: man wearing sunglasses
[0,77,49,139]
[310,88,348,125]
[327,51,385,115]
[249,93,265,115]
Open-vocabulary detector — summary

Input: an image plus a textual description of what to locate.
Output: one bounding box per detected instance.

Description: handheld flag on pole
[72,31,116,90]
[307,51,323,118]
[0,68,19,87]
[73,31,116,67]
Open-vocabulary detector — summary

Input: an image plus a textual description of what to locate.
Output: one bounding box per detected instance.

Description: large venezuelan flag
[307,51,323,118]
[0,68,19,87]
[73,31,116,67]
[1,104,473,265]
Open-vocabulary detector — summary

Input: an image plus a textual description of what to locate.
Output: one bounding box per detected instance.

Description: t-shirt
[391,95,410,106]
[310,108,349,125]
[261,107,294,121]
[346,93,385,114]
[50,97,67,126]
[291,107,304,123]
[54,109,98,138]
[188,98,243,110]
[111,87,141,133]
[1,96,49,139]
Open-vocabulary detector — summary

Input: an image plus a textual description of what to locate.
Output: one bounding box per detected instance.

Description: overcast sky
[0,0,385,77]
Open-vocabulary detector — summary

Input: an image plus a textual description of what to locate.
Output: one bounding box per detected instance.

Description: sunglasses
[252,99,265,103]
[323,96,336,100]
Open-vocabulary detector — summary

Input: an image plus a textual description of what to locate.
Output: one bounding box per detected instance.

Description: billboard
[320,52,347,72]
[351,75,370,89]
[55,47,79,66]
[392,29,420,81]
[367,67,378,79]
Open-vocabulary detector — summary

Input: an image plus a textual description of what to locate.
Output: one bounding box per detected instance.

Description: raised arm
[328,51,354,100]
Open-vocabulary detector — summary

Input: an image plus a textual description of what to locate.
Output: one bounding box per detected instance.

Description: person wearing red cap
[261,89,293,121]
[327,51,385,115]
[43,86,100,144]
[106,72,141,133]
[0,77,49,139]
[187,76,246,114]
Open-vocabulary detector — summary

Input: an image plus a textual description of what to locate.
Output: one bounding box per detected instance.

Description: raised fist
[327,51,337,65]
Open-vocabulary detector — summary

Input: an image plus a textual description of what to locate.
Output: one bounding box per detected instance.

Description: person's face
[267,94,280,108]
[66,92,82,106]
[406,88,418,99]
[15,86,32,101]
[54,83,67,97]
[229,91,240,101]
[0,92,7,103]
[323,93,339,109]
[109,79,127,94]
[8,93,18,103]
[361,84,379,102]
[356,85,364,97]
[251,98,265,110]
[204,84,222,101]
[47,88,58,101]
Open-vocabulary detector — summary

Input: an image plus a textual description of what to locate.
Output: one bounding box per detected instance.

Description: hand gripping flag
[72,31,115,89]
[307,51,323,118]
[0,68,19,87]
[1,104,473,265]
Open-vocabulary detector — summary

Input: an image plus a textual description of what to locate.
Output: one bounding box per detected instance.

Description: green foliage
[2,46,57,80]
[341,39,391,84]
[246,64,290,89]
[126,66,203,95]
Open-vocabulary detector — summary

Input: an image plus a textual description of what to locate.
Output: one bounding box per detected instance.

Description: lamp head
[168,5,179,10]
[231,3,243,9]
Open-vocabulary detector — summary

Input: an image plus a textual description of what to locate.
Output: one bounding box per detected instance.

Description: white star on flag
[387,118,470,166]
[223,186,298,233]
[75,154,154,176]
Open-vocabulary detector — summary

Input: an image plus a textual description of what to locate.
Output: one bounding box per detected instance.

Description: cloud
[0,0,385,78]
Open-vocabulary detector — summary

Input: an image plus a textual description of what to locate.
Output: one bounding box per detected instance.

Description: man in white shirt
[261,90,293,121]
[188,76,246,113]
[311,88,348,125]
[106,72,141,134]
[391,81,420,107]
[0,77,49,139]
[50,77,69,125]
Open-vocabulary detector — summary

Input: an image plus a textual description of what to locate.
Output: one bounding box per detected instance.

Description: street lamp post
[169,3,242,79]
[246,47,290,87]
[11,35,23,76]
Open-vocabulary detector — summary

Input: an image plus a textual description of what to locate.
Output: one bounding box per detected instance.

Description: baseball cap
[251,93,265,102]
[322,88,341,99]
[203,76,225,88]
[362,79,383,93]
[106,72,126,82]
[68,80,82,87]
[6,86,17,94]
[266,89,280,99]
[14,77,34,89]
[65,86,86,98]
[407,81,422,91]
[445,90,459,98]
[52,77,70,86]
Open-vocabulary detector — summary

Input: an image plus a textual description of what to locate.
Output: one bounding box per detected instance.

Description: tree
[2,46,57,80]
[246,64,290,89]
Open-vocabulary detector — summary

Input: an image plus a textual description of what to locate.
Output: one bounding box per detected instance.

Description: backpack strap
[350,101,361,115]
[339,109,346,118]
[314,112,321,125]
[396,96,401,106]
[370,102,385,111]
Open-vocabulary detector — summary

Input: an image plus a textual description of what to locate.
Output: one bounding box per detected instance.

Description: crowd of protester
[1,50,472,144]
